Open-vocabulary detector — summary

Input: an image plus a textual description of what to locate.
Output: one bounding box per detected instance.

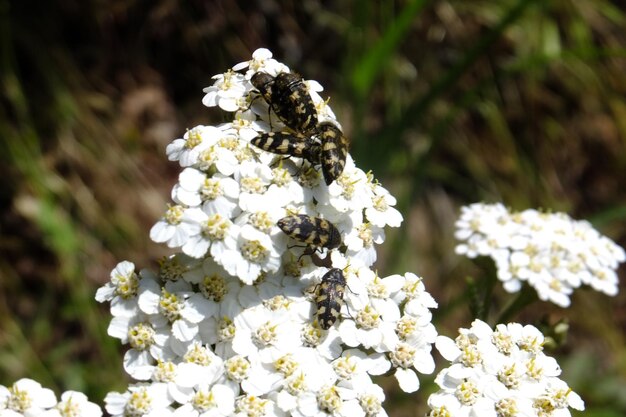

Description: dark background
[1,0,625,415]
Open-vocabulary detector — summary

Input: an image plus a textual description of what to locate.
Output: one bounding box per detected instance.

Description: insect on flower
[318,122,349,185]
[250,131,321,165]
[315,268,347,330]
[277,214,341,251]
[251,71,318,135]
[250,71,275,102]
[250,71,350,185]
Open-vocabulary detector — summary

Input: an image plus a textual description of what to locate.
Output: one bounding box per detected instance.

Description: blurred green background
[1,0,625,415]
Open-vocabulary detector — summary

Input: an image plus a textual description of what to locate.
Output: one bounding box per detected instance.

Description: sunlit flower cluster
[96,48,438,416]
[427,319,584,417]
[0,378,102,417]
[455,202,626,307]
[98,258,438,416]
[150,47,401,285]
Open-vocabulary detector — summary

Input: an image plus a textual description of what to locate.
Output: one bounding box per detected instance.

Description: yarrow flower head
[455,203,626,307]
[427,319,585,417]
[151,47,409,284]
[96,48,440,416]
[0,379,102,417]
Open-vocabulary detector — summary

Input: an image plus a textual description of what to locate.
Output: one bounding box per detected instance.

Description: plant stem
[495,284,539,324]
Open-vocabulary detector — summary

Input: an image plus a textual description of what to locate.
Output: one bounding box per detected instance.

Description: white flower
[529,271,575,307]
[166,126,224,168]
[363,273,403,322]
[0,379,57,415]
[267,165,308,205]
[388,341,437,393]
[391,272,438,317]
[428,369,499,417]
[42,391,102,417]
[172,383,236,417]
[454,202,509,243]
[365,183,402,228]
[150,205,201,250]
[105,384,174,417]
[231,303,302,363]
[268,349,336,412]
[220,225,282,284]
[96,260,140,317]
[234,394,276,417]
[235,208,286,239]
[315,158,373,215]
[536,378,585,414]
[119,319,169,379]
[144,361,195,405]
[309,82,337,123]
[96,260,136,302]
[232,47,289,77]
[176,342,225,388]
[138,277,217,345]
[343,222,384,266]
[355,383,388,417]
[235,161,274,212]
[428,319,584,417]
[338,303,398,352]
[173,168,240,214]
[231,112,268,144]
[202,70,248,112]
[180,208,240,260]
[296,384,364,417]
[105,275,172,379]
[332,349,387,393]
[192,129,243,176]
[455,203,626,307]
[158,254,202,283]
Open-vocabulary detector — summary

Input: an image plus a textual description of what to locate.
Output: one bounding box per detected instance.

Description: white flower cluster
[97,259,437,417]
[96,49,439,417]
[0,378,101,417]
[149,47,402,284]
[427,319,585,417]
[455,202,626,307]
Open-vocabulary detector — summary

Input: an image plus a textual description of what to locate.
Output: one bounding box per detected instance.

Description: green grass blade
[350,0,429,97]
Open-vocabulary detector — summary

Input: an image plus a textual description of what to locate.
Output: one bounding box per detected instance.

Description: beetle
[250,131,321,165]
[277,214,341,251]
[250,71,318,135]
[315,268,346,330]
[250,71,350,185]
[318,122,349,186]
